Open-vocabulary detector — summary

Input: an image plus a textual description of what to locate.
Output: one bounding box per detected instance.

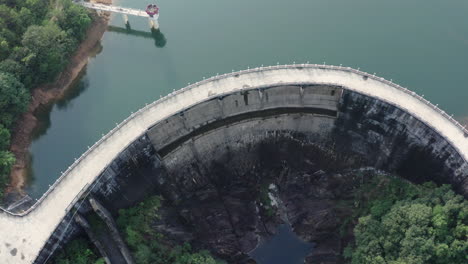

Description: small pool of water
[250,224,313,264]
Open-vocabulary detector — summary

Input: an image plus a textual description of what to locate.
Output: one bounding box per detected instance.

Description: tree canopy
[0,72,29,127]
[0,150,14,197]
[54,238,104,264]
[22,23,76,83]
[0,72,28,196]
[0,0,92,197]
[347,183,467,264]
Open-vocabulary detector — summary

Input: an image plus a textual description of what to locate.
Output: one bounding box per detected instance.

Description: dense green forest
[343,177,467,264]
[0,0,91,196]
[53,238,105,264]
[54,196,224,264]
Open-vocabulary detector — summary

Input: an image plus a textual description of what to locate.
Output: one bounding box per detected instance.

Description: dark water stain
[250,224,313,264]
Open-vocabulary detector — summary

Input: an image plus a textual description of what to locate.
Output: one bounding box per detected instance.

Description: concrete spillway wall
[0,65,467,264]
[153,86,467,193]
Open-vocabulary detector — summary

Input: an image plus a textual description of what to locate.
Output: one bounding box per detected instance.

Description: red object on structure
[146,4,159,17]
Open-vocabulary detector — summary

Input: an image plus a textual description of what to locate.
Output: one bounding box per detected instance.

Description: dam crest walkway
[0,64,467,263]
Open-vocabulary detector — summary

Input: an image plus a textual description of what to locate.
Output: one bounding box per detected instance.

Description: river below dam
[19,0,468,262]
[250,224,314,264]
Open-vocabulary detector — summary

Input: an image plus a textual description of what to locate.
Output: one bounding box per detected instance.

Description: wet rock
[149,137,376,263]
[304,236,342,264]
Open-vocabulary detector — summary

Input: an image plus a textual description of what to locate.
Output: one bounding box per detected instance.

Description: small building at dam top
[0,64,467,263]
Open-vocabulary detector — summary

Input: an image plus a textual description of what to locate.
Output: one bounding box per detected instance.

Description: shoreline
[6,6,111,197]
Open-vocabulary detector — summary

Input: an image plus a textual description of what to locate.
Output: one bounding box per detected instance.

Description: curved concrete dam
[0,64,467,263]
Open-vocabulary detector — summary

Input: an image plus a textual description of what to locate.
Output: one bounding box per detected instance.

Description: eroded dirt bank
[7,2,111,196]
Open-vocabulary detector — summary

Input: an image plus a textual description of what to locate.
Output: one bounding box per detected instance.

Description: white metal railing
[78,1,157,18]
[1,64,467,218]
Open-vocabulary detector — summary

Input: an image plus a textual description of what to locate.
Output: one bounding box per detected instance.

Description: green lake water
[27,0,468,198]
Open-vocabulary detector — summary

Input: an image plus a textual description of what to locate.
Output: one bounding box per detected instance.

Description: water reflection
[56,74,90,110]
[24,153,35,188]
[26,76,90,193]
[31,75,90,141]
[107,25,167,48]
[250,224,313,264]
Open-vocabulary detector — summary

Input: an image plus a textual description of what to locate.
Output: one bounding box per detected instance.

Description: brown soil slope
[8,6,111,195]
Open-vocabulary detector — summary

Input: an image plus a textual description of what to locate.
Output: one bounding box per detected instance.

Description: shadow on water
[250,224,314,264]
[25,153,36,190]
[26,73,90,191]
[107,25,167,48]
[31,72,90,141]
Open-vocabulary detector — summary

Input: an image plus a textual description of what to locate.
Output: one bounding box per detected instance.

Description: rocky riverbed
[142,137,380,264]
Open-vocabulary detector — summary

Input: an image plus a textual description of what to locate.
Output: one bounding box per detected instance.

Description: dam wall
[335,91,467,185]
[0,65,467,264]
[33,135,163,263]
[148,85,340,156]
[148,86,466,199]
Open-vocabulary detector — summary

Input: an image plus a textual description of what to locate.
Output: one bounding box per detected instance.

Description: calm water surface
[27,0,468,198]
[250,224,313,264]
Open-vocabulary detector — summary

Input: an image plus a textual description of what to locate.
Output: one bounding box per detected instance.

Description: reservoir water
[27,0,468,199]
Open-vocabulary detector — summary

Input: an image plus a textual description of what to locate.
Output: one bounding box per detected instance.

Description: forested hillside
[0,0,92,196]
[343,178,467,264]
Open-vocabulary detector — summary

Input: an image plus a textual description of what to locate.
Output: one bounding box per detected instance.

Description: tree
[18,7,35,31]
[0,59,26,83]
[0,125,10,149]
[0,72,29,127]
[0,4,20,45]
[22,23,76,83]
[0,36,9,61]
[349,185,468,264]
[0,150,14,196]
[23,0,48,23]
[57,0,91,41]
[172,249,221,264]
[93,259,105,264]
[55,238,99,264]
[0,151,14,176]
[0,0,17,6]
